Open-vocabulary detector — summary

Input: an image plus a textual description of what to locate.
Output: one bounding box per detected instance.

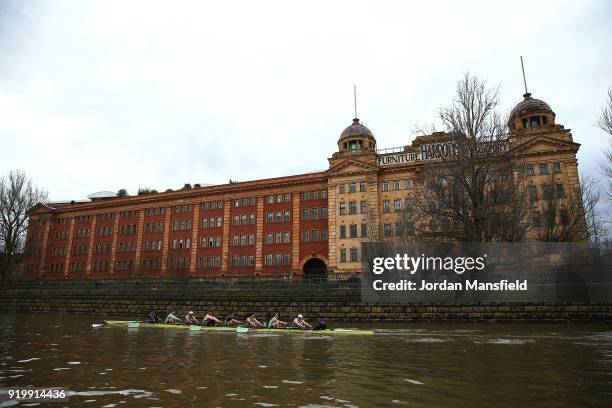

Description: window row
[173,204,193,213]
[75,228,90,238]
[302,229,328,242]
[339,248,359,263]
[265,253,291,266]
[526,162,562,176]
[172,219,192,231]
[232,234,255,246]
[120,224,137,235]
[95,243,112,254]
[339,181,366,194]
[267,211,291,223]
[233,213,255,225]
[302,190,327,200]
[51,246,67,256]
[382,198,414,213]
[120,209,138,218]
[202,200,224,210]
[266,193,292,204]
[202,217,223,229]
[301,207,328,220]
[115,259,133,271]
[97,227,113,237]
[31,219,45,226]
[72,245,88,255]
[143,240,163,251]
[383,222,415,237]
[145,222,164,233]
[54,230,69,239]
[266,232,290,244]
[50,263,65,273]
[529,184,565,201]
[75,215,91,223]
[97,212,115,221]
[142,258,162,270]
[145,207,166,216]
[532,209,570,227]
[70,262,86,272]
[381,180,413,192]
[234,197,256,207]
[200,236,222,248]
[339,201,367,215]
[55,217,70,225]
[92,261,109,272]
[198,256,221,269]
[339,224,367,239]
[118,242,136,252]
[171,238,191,250]
[230,255,255,267]
[168,257,190,269]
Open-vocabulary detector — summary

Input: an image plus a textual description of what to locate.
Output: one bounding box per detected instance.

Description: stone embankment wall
[0,279,611,322]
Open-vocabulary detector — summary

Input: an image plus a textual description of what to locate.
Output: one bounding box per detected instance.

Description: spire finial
[353,84,358,119]
[520,56,530,97]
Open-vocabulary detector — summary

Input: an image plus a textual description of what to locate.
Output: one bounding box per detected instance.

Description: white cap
[298,314,303,318]
[189,311,194,314]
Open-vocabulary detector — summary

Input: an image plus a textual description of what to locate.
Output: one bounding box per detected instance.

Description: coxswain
[313,317,328,331]
[293,314,312,329]
[267,313,287,329]
[146,310,159,323]
[185,311,199,325]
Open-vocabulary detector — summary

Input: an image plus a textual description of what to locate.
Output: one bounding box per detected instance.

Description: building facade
[22,92,581,280]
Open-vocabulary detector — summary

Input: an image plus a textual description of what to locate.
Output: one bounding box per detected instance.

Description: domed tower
[337,117,377,155]
[508,92,556,132]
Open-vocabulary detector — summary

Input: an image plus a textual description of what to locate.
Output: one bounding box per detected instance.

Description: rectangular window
[283,232,290,243]
[265,254,272,265]
[267,212,273,223]
[382,182,389,191]
[526,164,534,176]
[302,208,309,220]
[339,203,346,215]
[349,224,357,238]
[302,191,309,200]
[361,223,367,238]
[340,225,346,239]
[339,184,345,194]
[312,207,319,220]
[302,230,309,241]
[394,199,402,211]
[529,185,538,202]
[383,200,390,213]
[532,212,541,227]
[312,191,318,199]
[284,210,290,222]
[321,207,328,219]
[267,233,274,244]
[348,183,356,193]
[321,229,328,240]
[340,249,347,263]
[394,180,400,190]
[383,223,392,237]
[553,163,561,173]
[311,229,318,241]
[359,181,366,192]
[321,190,327,198]
[360,201,367,214]
[404,180,412,189]
[539,163,548,175]
[349,201,357,214]
[542,185,554,200]
[275,232,281,244]
[556,184,565,198]
[350,248,358,262]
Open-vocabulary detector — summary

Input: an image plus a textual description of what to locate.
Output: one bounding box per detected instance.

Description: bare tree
[407,73,531,242]
[0,170,48,279]
[533,173,602,243]
[599,87,612,199]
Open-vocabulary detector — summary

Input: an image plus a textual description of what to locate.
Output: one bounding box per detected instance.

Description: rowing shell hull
[104,320,374,335]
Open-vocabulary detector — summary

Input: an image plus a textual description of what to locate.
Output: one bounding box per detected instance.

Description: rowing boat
[104,320,374,335]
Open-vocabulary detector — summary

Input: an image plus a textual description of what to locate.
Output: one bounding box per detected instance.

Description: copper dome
[510,92,555,119]
[340,118,375,140]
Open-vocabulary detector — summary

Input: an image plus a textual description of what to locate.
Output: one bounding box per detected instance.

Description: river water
[1,313,611,407]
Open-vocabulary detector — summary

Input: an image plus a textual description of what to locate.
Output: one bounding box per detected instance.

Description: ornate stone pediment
[509,136,580,157]
[326,157,379,177]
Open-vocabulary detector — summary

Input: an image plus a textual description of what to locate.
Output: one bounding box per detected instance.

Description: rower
[185,311,199,325]
[165,310,182,325]
[267,313,287,329]
[313,317,328,331]
[293,314,312,329]
[202,312,223,327]
[244,314,264,328]
[146,310,159,323]
[224,314,242,326]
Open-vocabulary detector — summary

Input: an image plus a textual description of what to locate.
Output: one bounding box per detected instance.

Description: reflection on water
[1,313,612,407]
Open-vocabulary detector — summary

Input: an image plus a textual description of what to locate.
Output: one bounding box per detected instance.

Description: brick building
[22,91,581,280]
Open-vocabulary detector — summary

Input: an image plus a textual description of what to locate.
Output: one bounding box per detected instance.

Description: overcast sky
[1,0,611,201]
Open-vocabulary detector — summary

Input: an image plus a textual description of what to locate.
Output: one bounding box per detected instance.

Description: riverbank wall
[1,279,611,322]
